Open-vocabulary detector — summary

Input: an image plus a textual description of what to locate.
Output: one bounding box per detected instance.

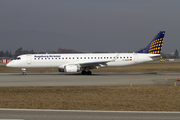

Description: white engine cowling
[64,65,80,73]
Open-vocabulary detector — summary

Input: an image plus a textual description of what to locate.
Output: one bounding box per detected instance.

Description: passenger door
[27,55,31,64]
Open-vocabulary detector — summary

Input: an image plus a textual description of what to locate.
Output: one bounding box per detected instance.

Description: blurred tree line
[161,49,179,59]
[0,47,81,58]
[0,47,35,58]
[174,49,179,58]
[0,50,13,57]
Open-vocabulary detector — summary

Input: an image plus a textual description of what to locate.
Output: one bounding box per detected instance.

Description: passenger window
[77,57,79,59]
[84,57,86,59]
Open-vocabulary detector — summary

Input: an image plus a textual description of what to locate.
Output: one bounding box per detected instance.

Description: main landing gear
[81,70,92,75]
[21,68,26,75]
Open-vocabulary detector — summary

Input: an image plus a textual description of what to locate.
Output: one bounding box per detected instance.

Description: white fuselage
[6,53,160,69]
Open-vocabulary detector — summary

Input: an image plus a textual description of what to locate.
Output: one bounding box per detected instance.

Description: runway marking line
[0,119,24,120]
[0,108,180,114]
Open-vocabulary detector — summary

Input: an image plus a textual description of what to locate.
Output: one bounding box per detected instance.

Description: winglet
[137,31,165,54]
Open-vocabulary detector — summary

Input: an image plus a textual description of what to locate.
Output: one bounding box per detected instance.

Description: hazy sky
[0,0,180,54]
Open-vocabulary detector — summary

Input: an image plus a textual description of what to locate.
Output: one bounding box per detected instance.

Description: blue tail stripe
[137,31,165,54]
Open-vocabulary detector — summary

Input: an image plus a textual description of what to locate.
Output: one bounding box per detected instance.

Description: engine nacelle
[64,65,80,73]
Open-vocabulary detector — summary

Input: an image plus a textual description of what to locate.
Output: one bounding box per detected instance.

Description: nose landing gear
[21,68,26,75]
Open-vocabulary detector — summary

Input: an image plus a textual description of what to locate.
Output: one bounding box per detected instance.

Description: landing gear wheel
[81,70,87,75]
[87,71,92,75]
[22,72,26,75]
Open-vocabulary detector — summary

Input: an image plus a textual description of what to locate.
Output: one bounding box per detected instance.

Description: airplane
[6,31,165,75]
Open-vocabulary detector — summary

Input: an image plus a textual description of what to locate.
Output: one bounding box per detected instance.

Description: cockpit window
[16,57,21,60]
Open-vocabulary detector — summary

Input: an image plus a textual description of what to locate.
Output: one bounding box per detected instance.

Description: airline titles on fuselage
[34,55,61,58]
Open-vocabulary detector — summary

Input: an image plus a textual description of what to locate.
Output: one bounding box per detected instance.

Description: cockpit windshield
[15,57,21,60]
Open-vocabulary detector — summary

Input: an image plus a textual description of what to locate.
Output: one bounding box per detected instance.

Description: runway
[0,72,180,86]
[0,109,180,120]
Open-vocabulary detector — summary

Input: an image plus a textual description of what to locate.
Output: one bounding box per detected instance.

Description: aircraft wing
[60,53,119,69]
[78,60,113,69]
[77,53,119,69]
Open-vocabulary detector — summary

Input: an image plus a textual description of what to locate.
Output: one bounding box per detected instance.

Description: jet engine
[62,65,80,73]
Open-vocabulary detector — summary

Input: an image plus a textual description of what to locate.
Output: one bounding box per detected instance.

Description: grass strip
[0,86,180,111]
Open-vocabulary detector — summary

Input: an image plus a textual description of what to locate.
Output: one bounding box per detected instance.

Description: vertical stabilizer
[137,31,165,54]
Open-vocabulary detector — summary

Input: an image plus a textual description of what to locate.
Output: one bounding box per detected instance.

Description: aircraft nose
[6,62,12,67]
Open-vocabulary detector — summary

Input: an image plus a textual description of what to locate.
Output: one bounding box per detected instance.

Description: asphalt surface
[0,72,180,86]
[0,109,180,120]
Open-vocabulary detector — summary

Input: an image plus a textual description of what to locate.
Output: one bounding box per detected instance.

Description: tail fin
[137,31,165,54]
